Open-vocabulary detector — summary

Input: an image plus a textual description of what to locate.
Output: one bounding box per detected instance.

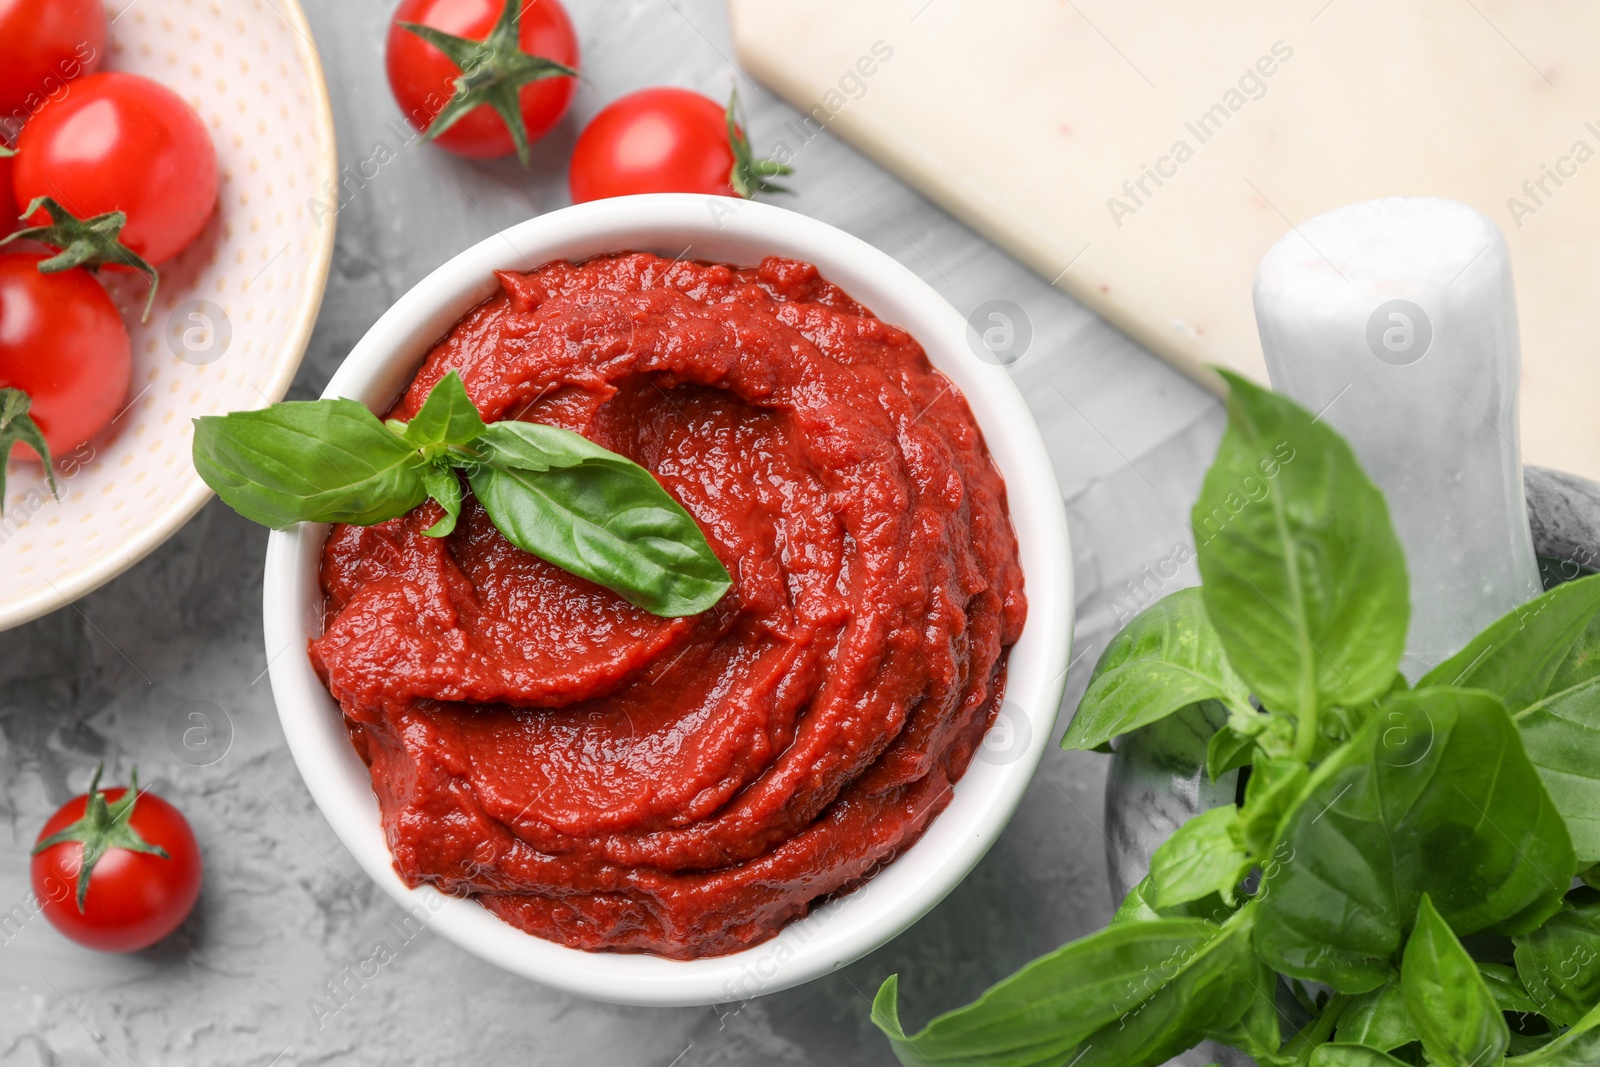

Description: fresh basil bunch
[873,373,1600,1067]
[192,372,731,617]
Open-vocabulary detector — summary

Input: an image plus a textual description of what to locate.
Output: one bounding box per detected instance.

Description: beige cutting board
[729,0,1600,479]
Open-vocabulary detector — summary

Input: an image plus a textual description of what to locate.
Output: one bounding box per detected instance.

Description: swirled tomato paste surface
[310,252,1026,958]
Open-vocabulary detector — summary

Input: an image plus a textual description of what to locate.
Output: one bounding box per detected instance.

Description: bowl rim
[0,0,338,634]
[262,193,1073,1006]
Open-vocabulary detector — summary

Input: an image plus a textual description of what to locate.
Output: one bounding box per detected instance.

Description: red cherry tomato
[386,0,579,160]
[13,72,218,265]
[31,772,202,953]
[0,153,16,240]
[0,0,105,133]
[0,253,131,458]
[569,88,738,203]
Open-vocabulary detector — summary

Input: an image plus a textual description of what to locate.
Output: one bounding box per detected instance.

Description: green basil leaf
[1110,877,1165,926]
[1148,804,1251,908]
[1420,573,1600,697]
[1478,962,1543,1018]
[1193,372,1408,744]
[1427,572,1600,863]
[1339,979,1419,1051]
[474,419,620,471]
[1206,722,1259,781]
[871,911,1262,1067]
[1205,961,1286,1065]
[1504,999,1600,1065]
[401,370,485,449]
[1423,573,1600,864]
[466,457,730,617]
[1509,1031,1559,1058]
[1064,587,1255,751]
[1234,757,1309,858]
[1402,893,1510,1067]
[1309,1044,1411,1067]
[1110,876,1235,928]
[193,398,428,527]
[421,465,463,538]
[1582,866,1600,891]
[1513,892,1600,1027]
[1255,688,1575,993]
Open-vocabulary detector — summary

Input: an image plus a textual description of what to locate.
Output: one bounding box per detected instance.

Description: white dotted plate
[0,0,337,631]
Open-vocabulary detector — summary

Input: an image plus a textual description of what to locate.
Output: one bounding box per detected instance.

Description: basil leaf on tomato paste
[420,465,463,538]
[195,374,732,618]
[467,456,729,618]
[400,370,485,449]
[474,419,624,471]
[193,397,428,527]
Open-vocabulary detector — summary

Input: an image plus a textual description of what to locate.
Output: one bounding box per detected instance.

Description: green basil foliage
[1060,586,1255,752]
[1402,894,1510,1066]
[1194,372,1409,758]
[1254,688,1572,993]
[873,377,1600,1066]
[193,372,731,617]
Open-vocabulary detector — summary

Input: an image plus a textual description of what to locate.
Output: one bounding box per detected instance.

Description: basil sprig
[872,374,1600,1066]
[192,372,730,617]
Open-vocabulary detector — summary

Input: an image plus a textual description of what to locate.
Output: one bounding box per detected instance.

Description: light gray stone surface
[0,1,1222,1063]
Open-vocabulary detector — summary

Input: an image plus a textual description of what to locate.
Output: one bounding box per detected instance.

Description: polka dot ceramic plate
[0,0,337,632]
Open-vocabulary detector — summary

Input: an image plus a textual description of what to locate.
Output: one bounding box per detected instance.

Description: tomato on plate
[568,88,792,204]
[31,767,202,953]
[0,0,105,132]
[387,0,578,163]
[13,72,218,265]
[0,253,130,459]
[0,152,16,240]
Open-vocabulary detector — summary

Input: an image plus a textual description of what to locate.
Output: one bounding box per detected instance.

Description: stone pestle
[1252,197,1542,679]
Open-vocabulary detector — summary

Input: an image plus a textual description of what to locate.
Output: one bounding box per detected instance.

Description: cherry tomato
[31,769,202,953]
[569,88,736,203]
[0,253,130,458]
[0,153,16,240]
[0,0,105,134]
[13,72,218,265]
[386,0,579,160]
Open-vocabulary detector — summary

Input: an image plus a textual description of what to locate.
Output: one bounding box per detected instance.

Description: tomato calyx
[0,388,56,509]
[726,89,793,199]
[398,0,578,166]
[0,196,159,321]
[31,765,170,913]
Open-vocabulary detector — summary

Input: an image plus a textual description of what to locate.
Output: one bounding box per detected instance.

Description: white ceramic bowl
[263,195,1073,1006]
[0,0,337,632]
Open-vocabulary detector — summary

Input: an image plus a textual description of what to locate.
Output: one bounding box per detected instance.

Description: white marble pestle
[1253,197,1542,679]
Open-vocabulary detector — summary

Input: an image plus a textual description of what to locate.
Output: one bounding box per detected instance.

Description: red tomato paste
[309,253,1026,959]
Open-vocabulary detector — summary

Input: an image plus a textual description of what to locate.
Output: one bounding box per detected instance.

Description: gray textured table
[0,2,1223,1063]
